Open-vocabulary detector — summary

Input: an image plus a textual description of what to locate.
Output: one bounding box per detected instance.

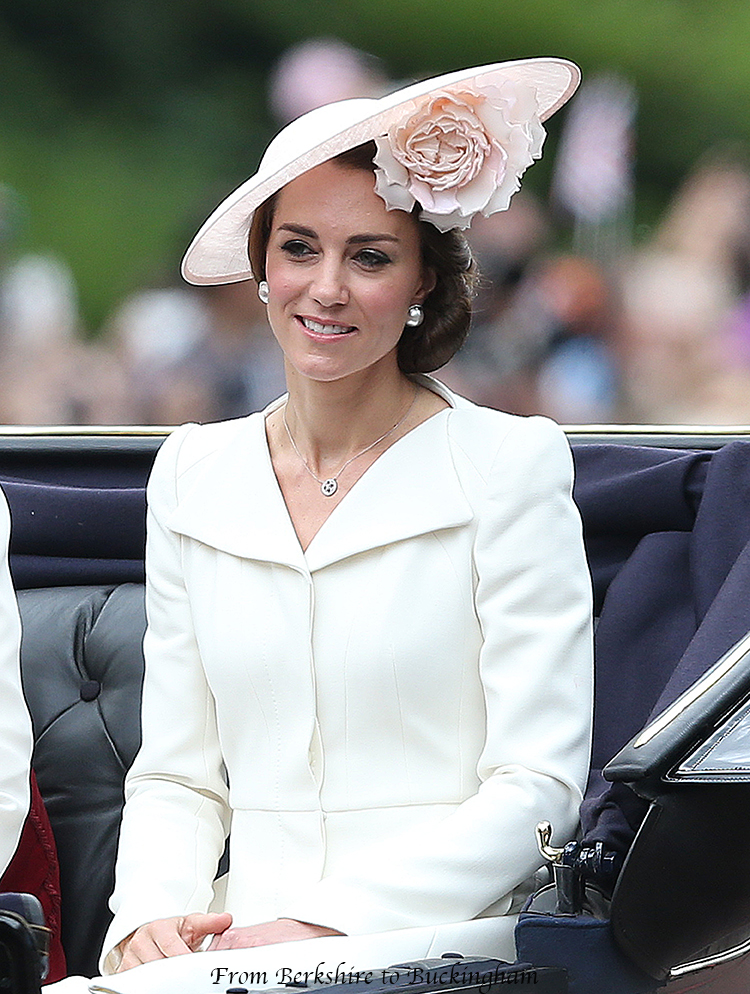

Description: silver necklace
[282,385,419,497]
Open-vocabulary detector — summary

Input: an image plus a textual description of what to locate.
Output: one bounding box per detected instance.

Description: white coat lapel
[165,392,473,572]
[304,410,473,571]
[166,412,308,571]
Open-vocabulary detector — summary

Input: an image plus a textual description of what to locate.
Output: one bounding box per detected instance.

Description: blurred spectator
[187,281,286,419]
[654,151,750,282]
[441,193,552,407]
[0,253,124,423]
[443,194,620,422]
[533,255,620,422]
[105,286,210,424]
[616,251,735,422]
[107,282,285,424]
[615,152,750,423]
[1,253,78,347]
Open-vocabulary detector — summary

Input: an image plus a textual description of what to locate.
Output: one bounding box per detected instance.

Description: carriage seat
[3,427,750,986]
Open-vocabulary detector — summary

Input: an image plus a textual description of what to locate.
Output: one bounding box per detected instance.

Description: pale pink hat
[181,57,580,286]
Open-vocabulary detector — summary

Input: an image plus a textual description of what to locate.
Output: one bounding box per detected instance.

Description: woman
[54,58,593,994]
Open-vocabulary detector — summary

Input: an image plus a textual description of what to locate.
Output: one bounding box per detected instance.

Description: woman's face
[264,160,434,385]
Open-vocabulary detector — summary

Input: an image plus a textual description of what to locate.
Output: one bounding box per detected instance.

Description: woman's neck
[282,363,418,477]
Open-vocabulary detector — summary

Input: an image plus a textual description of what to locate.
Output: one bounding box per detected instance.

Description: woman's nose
[310,263,349,307]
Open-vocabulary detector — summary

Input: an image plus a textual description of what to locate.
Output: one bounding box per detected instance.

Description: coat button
[80,680,101,701]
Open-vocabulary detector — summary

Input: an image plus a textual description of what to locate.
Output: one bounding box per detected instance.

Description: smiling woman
[258,157,448,542]
[248,141,479,378]
[262,160,433,388]
[46,59,594,994]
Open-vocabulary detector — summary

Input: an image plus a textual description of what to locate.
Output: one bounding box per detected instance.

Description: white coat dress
[91,377,593,991]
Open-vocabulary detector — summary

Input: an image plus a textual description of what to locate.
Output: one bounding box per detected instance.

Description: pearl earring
[257,280,269,304]
[405,304,424,327]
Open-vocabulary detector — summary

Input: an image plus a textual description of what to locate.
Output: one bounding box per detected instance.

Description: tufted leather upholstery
[0,434,158,978]
[18,584,146,977]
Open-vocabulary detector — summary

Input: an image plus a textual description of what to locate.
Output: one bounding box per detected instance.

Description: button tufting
[79,680,101,701]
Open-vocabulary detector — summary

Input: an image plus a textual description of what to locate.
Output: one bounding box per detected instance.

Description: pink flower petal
[372,78,546,229]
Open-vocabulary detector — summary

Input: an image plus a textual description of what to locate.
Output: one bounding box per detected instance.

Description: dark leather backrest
[18,583,146,977]
[0,438,156,974]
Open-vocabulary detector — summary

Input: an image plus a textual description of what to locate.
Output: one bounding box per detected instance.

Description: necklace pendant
[321,478,338,497]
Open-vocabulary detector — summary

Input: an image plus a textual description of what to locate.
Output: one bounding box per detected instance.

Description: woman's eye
[281,239,314,258]
[355,248,391,269]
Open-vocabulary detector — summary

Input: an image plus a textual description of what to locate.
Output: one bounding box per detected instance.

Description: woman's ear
[416,267,437,303]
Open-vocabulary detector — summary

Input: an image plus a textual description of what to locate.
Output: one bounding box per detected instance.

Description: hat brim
[181,57,581,285]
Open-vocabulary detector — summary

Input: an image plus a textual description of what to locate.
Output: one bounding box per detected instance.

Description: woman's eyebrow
[277,223,400,246]
[278,223,318,238]
[347,233,400,245]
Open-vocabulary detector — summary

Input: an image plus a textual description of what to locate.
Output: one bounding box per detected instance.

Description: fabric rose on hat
[373,79,546,231]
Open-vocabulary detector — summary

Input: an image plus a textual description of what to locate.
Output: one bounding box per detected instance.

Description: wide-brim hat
[182,57,580,286]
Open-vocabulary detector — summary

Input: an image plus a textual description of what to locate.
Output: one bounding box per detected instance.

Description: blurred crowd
[442,150,750,425]
[1,39,750,427]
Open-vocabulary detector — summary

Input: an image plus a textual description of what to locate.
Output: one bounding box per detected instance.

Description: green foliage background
[1,0,748,329]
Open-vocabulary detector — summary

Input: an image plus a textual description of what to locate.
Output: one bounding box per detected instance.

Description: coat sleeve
[0,487,32,877]
[100,426,231,973]
[280,415,594,934]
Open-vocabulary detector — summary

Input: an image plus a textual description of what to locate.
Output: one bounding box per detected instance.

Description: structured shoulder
[445,401,569,479]
[154,415,257,475]
[146,414,260,513]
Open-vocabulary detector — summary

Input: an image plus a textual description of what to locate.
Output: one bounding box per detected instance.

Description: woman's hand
[116,911,233,971]
[208,918,344,950]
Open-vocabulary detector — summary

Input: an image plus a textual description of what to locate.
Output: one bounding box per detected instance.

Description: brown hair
[248,141,478,373]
